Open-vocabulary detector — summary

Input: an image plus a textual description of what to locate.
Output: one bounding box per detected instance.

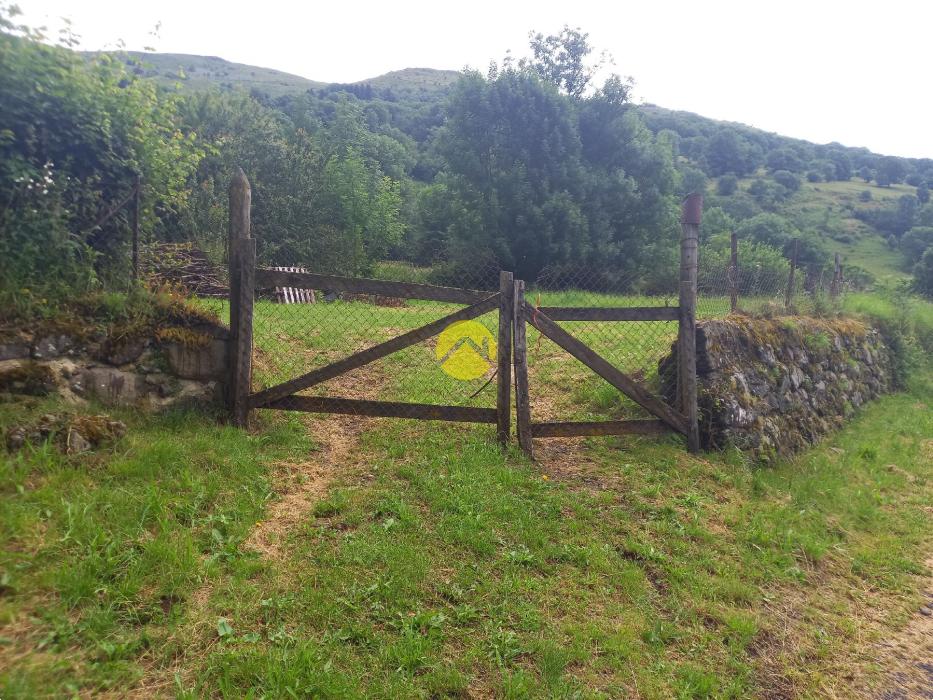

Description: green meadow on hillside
[2,285,932,698]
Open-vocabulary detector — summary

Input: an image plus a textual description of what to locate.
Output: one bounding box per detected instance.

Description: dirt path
[243,411,370,560]
[872,555,933,700]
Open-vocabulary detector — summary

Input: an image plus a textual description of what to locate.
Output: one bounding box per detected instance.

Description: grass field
[1,289,931,698]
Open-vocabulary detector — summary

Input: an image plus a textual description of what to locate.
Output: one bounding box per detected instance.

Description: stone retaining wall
[661,316,893,461]
[0,323,228,410]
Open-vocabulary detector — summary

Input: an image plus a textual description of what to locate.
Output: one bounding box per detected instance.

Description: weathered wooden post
[729,231,739,313]
[679,194,701,454]
[513,279,534,458]
[830,252,842,300]
[132,172,141,282]
[784,238,799,311]
[496,270,514,447]
[228,169,254,428]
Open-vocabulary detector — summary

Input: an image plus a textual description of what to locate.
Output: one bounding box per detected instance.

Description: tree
[0,14,202,297]
[706,129,755,176]
[772,170,801,192]
[876,156,907,187]
[678,166,707,198]
[434,67,675,282]
[917,183,930,205]
[716,174,738,196]
[766,147,804,173]
[858,166,873,183]
[735,213,798,249]
[913,247,933,297]
[522,25,614,99]
[825,149,852,180]
[700,207,735,243]
[900,227,933,259]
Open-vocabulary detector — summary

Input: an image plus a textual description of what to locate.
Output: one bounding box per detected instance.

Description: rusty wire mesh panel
[697,252,849,319]
[697,260,785,318]
[249,251,503,419]
[524,263,680,424]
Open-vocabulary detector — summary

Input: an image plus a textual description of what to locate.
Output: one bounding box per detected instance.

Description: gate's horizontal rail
[249,294,500,408]
[525,303,688,436]
[530,419,670,438]
[255,268,489,305]
[537,306,679,322]
[262,396,498,423]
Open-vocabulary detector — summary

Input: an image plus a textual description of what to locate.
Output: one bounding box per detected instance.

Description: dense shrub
[772,169,801,192]
[0,19,201,306]
[716,174,738,196]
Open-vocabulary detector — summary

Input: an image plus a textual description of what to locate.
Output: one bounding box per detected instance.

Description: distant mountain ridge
[96,51,929,165]
[98,51,461,99]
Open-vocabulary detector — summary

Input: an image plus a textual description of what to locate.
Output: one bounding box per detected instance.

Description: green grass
[2,374,930,697]
[2,288,931,697]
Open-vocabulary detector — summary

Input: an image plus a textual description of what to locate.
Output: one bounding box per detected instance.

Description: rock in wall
[660,316,893,461]
[0,322,228,410]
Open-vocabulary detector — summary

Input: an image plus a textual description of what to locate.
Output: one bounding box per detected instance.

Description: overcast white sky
[17,0,933,159]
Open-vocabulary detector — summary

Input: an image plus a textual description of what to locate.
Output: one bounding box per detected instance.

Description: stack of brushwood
[142,242,228,297]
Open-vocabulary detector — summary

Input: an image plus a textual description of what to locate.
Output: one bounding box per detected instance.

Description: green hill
[94,51,460,99]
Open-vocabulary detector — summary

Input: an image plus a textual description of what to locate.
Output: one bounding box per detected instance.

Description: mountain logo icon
[435,320,497,381]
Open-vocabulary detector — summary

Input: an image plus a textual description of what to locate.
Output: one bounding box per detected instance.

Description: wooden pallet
[273,266,316,304]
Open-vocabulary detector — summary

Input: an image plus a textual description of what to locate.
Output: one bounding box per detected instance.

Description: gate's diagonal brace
[249,293,500,408]
[524,303,689,436]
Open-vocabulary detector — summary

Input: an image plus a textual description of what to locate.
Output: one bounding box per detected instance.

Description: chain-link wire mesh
[697,243,851,319]
[524,263,681,424]
[248,251,503,419]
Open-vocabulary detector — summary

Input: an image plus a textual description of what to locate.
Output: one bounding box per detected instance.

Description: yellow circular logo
[435,320,497,381]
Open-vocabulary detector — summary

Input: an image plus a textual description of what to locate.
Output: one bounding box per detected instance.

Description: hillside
[724,177,917,282]
[98,51,460,99]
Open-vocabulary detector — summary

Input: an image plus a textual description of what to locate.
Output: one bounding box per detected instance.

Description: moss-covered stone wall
[662,317,893,461]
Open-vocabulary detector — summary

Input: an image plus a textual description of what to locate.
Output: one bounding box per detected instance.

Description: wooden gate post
[784,238,798,311]
[830,252,841,300]
[512,279,534,458]
[132,173,141,282]
[496,270,514,447]
[729,231,738,313]
[679,194,701,453]
[228,169,253,427]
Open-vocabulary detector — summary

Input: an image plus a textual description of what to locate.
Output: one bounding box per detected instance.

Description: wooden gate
[224,170,699,455]
[225,168,514,443]
[510,195,702,457]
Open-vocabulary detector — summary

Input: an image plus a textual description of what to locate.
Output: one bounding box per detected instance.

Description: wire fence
[522,264,681,424]
[139,232,854,428]
[246,252,503,418]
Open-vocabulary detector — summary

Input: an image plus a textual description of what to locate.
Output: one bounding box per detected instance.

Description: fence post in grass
[228,168,253,427]
[830,252,841,300]
[512,279,534,458]
[132,172,141,282]
[729,231,738,313]
[496,270,514,448]
[679,194,701,454]
[784,238,798,311]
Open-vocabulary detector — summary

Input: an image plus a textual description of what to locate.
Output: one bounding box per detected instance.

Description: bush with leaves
[0,8,202,307]
[914,248,933,298]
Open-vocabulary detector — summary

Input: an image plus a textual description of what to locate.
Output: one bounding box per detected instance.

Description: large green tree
[432,65,675,282]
